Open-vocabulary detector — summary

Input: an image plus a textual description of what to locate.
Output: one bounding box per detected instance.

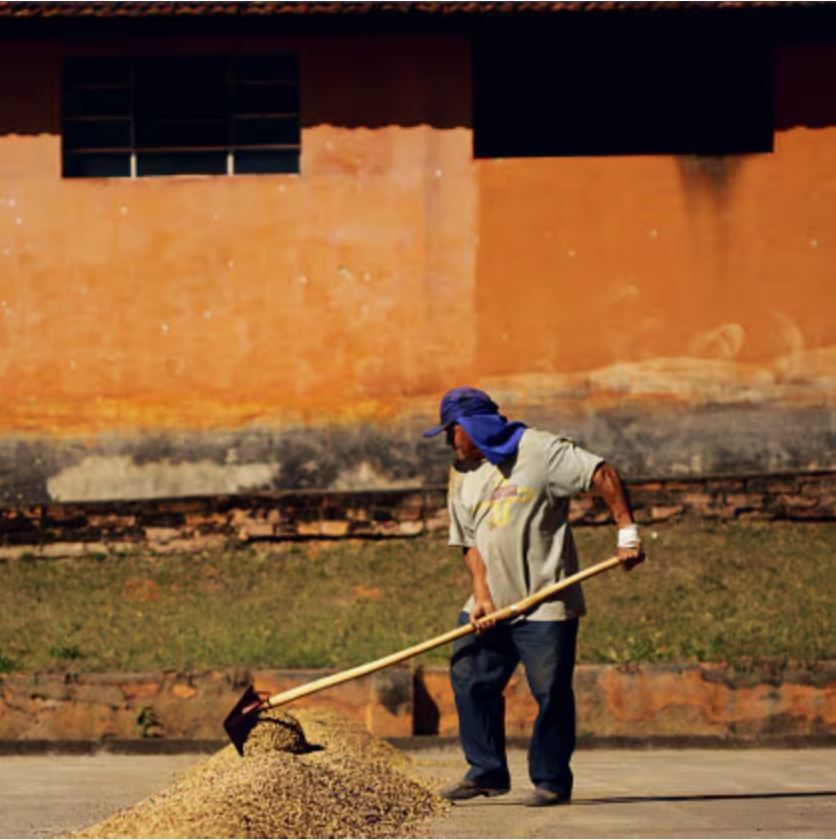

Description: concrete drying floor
[411,743,836,839]
[0,744,834,839]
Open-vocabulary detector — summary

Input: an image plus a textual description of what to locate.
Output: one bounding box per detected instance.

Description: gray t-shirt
[448,428,603,621]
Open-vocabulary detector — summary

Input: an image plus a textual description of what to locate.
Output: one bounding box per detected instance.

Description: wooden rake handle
[261,555,622,710]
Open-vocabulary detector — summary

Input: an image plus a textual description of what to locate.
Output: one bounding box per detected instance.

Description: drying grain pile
[71,707,447,839]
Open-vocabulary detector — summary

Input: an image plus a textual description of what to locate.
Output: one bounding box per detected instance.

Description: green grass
[0,519,833,673]
[578,520,835,666]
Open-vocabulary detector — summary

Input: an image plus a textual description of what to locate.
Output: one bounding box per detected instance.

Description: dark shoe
[439,778,511,801]
[524,787,572,807]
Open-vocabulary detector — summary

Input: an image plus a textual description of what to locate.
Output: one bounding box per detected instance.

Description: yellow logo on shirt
[485,480,534,526]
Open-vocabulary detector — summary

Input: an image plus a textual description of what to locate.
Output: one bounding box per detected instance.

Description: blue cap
[423,387,501,437]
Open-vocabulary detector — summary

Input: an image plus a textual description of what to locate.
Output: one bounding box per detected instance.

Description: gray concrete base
[412,744,836,839]
[1,746,834,839]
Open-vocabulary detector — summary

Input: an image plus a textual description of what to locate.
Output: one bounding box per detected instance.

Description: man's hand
[470,596,499,633]
[617,543,645,572]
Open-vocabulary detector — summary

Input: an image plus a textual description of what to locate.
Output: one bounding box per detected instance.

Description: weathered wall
[421,660,836,743]
[0,33,475,430]
[0,32,475,500]
[2,471,835,560]
[2,661,833,746]
[0,30,835,502]
[474,41,836,478]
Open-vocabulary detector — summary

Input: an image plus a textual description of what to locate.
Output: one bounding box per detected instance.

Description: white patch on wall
[688,323,746,359]
[329,461,418,492]
[47,455,277,502]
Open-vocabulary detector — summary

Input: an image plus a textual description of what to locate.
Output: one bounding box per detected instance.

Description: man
[424,386,644,807]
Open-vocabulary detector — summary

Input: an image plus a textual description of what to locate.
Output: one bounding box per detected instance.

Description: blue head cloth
[423,387,526,465]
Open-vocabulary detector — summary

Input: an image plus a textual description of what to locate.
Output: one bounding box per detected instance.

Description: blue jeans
[450,614,579,796]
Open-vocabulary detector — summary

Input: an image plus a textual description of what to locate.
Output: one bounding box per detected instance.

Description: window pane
[63,153,131,178]
[234,116,300,147]
[64,119,132,151]
[136,118,228,149]
[231,84,300,115]
[135,57,227,120]
[137,151,227,177]
[234,149,299,174]
[63,87,130,119]
[64,58,129,89]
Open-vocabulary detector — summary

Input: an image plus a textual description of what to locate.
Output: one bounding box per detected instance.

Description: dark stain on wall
[0,402,834,504]
[539,403,836,480]
[677,154,748,205]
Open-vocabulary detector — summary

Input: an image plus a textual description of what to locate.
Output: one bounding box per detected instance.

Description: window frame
[61,53,301,179]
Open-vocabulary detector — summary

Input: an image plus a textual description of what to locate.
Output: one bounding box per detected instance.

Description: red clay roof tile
[0,1,820,18]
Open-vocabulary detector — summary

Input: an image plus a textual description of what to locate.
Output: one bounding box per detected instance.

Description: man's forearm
[462,545,501,631]
[590,462,635,528]
[591,462,645,568]
[463,546,493,605]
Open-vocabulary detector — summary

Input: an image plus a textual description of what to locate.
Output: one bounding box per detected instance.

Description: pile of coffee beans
[71,707,446,839]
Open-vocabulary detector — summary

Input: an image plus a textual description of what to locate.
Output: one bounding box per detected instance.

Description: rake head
[223,684,270,756]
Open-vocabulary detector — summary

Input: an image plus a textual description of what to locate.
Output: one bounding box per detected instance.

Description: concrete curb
[0,738,226,755]
[2,733,835,756]
[3,661,835,744]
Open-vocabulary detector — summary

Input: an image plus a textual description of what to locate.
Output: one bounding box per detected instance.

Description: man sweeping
[424,387,645,807]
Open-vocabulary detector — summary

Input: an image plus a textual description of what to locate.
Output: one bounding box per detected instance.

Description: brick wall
[2,661,834,748]
[1,471,835,559]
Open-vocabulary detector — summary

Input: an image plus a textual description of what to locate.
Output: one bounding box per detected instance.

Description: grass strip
[1,519,833,673]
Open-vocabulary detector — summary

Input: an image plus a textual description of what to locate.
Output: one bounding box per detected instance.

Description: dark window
[62,54,300,178]
[473,21,773,158]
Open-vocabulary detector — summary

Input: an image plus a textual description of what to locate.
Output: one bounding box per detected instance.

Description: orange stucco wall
[0,31,834,500]
[0,34,475,435]
[475,43,836,417]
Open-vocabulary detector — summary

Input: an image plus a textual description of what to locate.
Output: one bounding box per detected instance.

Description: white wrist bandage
[618,523,640,549]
